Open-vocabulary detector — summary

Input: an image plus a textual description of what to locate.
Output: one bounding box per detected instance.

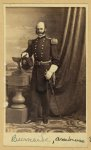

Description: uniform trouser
[30,89,49,121]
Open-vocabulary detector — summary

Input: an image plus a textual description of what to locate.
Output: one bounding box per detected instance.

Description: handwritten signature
[11,134,50,143]
[52,136,85,144]
[11,134,85,144]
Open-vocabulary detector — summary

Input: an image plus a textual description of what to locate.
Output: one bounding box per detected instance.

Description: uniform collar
[38,34,46,39]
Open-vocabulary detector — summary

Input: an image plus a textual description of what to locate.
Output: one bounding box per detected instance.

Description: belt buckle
[40,61,43,65]
[38,61,42,65]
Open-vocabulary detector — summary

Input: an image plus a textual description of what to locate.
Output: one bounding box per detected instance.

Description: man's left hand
[45,64,58,80]
[45,70,53,80]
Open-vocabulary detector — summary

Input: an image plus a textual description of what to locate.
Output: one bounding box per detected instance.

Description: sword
[45,70,60,115]
[48,78,61,115]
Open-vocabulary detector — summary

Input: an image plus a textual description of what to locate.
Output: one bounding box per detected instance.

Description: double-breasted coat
[23,35,59,120]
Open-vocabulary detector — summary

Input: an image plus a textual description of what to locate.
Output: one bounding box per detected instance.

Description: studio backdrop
[6,7,86,121]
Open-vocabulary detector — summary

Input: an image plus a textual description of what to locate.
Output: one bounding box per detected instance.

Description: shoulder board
[28,39,32,45]
[28,37,38,45]
[51,38,58,44]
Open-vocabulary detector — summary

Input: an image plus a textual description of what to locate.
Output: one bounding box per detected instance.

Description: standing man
[21,22,59,124]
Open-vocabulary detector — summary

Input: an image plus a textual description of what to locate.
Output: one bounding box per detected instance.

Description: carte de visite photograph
[4,4,86,146]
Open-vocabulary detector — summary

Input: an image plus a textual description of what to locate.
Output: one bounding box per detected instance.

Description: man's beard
[36,30,45,36]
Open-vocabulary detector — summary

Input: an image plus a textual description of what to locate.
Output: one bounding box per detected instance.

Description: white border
[3,4,88,147]
[4,3,88,7]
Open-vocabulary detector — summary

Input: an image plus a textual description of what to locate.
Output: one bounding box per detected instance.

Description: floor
[6,116,86,133]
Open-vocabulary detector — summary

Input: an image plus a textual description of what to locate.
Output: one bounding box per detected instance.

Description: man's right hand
[21,52,29,58]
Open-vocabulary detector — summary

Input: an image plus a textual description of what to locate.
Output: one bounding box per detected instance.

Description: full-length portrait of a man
[21,22,59,124]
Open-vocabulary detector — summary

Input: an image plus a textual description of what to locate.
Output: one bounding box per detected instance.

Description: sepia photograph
[4,4,87,147]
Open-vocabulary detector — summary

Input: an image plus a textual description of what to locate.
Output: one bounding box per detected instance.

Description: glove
[45,64,58,80]
[21,52,29,58]
[45,70,53,80]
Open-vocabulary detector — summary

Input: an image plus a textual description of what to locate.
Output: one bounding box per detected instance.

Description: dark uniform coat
[25,35,59,91]
[23,35,59,120]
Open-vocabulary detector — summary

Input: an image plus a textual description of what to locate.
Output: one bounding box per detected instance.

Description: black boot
[24,119,32,124]
[24,118,38,124]
[43,117,48,124]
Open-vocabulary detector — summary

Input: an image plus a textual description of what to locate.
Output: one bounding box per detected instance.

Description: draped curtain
[50,7,86,121]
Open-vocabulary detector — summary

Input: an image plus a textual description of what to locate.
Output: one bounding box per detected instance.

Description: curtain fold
[55,7,85,89]
[50,7,86,121]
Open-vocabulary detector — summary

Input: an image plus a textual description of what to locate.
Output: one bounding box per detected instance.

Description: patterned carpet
[6,117,86,133]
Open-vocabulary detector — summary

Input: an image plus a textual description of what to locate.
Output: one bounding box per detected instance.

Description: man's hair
[36,21,47,29]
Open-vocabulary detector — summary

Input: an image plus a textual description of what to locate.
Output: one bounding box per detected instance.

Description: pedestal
[6,107,28,124]
[6,58,32,124]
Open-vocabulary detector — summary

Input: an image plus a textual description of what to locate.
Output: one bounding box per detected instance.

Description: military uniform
[23,35,59,122]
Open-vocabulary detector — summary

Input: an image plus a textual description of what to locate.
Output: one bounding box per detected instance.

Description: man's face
[36,22,46,36]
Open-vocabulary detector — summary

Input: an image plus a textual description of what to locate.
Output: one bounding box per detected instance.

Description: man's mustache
[36,30,45,34]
